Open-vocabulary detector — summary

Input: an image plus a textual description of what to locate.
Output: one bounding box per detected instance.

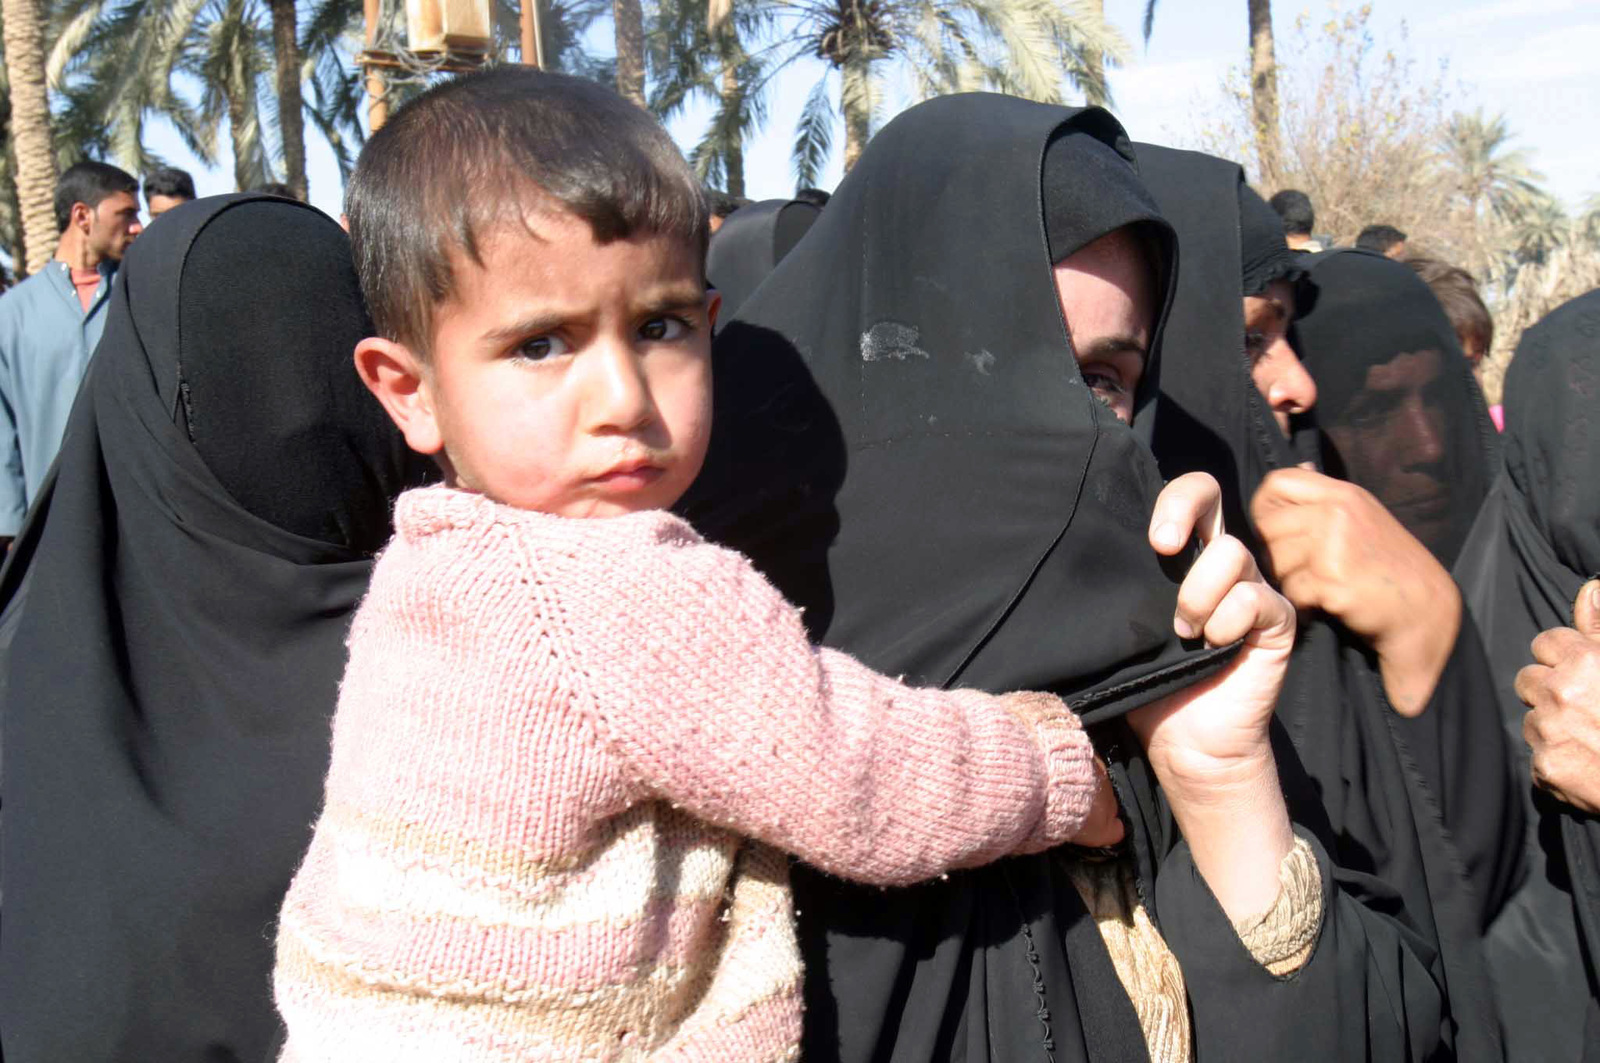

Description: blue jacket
[0,259,115,535]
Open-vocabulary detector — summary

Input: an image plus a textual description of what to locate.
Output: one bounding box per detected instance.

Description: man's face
[146,193,189,220]
[1384,240,1407,260]
[1051,228,1155,426]
[1324,346,1452,552]
[85,191,142,262]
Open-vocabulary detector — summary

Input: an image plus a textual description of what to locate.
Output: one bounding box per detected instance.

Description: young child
[270,68,1124,1062]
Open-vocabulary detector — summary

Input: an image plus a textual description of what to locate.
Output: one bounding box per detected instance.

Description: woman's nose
[1267,341,1318,416]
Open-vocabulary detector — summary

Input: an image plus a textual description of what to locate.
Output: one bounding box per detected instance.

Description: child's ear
[353,337,444,456]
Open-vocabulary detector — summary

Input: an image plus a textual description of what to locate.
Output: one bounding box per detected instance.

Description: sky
[141,0,1599,221]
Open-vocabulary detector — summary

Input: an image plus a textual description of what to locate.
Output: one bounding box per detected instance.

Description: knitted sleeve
[536,524,1100,886]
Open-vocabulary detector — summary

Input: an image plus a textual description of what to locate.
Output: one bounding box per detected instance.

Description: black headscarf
[1237,183,1303,298]
[680,94,1246,1063]
[1137,144,1514,1063]
[1455,288,1600,1060]
[705,197,823,323]
[0,195,433,1061]
[1293,249,1497,566]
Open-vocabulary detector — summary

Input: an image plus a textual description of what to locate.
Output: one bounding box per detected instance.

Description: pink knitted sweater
[274,486,1100,1061]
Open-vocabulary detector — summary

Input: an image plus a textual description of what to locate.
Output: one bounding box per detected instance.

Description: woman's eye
[514,334,571,362]
[1081,369,1125,396]
[1244,332,1267,360]
[640,316,690,342]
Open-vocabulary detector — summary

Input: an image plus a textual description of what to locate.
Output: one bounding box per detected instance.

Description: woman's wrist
[1374,576,1460,716]
[1155,746,1295,922]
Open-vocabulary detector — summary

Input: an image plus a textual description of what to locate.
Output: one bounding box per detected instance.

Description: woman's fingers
[1204,579,1295,649]
[1151,472,1224,555]
[1174,533,1260,640]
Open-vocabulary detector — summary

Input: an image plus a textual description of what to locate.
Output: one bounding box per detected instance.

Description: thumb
[1574,579,1600,640]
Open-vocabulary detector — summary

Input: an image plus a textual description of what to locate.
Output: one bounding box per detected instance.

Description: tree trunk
[1081,0,1107,107]
[612,0,646,108]
[840,56,871,173]
[2,0,59,276]
[719,57,744,197]
[229,91,256,192]
[1247,0,1280,180]
[269,0,307,200]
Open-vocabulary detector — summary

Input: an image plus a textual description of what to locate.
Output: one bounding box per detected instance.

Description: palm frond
[791,72,833,188]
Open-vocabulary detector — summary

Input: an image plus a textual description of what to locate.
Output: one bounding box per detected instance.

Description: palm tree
[1438,109,1546,225]
[648,0,766,195]
[4,0,62,274]
[268,0,306,198]
[613,0,646,105]
[1140,0,1279,178]
[49,0,369,194]
[659,0,1126,189]
[1511,191,1568,266]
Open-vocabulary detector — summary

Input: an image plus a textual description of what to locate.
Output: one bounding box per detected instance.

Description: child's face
[401,210,716,517]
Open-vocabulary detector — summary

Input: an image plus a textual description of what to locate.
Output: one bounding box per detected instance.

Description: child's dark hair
[346,68,709,356]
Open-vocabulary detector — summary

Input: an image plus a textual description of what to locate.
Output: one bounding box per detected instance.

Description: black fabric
[1456,287,1600,1060]
[0,194,434,1062]
[705,198,822,323]
[1293,248,1497,566]
[681,94,1456,1063]
[1138,143,1515,1063]
[680,93,1233,1063]
[1237,183,1303,297]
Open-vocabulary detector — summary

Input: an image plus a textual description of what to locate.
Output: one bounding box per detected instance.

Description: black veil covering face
[1138,143,1514,1063]
[1456,288,1600,1060]
[0,195,433,1061]
[1293,248,1497,566]
[705,197,823,323]
[684,96,1463,1063]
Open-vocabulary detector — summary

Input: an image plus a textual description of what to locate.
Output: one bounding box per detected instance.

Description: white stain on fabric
[966,350,995,375]
[860,321,930,363]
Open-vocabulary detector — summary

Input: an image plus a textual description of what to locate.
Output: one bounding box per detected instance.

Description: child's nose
[585,343,656,434]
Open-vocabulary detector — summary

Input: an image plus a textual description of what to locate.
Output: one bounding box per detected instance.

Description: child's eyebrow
[637,286,712,315]
[480,312,569,345]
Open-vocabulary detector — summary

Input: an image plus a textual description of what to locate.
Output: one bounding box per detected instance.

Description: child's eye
[1244,332,1267,361]
[639,316,690,343]
[515,334,571,362]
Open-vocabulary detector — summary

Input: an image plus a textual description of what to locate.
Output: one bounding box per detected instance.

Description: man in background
[0,161,141,546]
[1358,224,1408,259]
[144,166,196,220]
[1269,188,1323,252]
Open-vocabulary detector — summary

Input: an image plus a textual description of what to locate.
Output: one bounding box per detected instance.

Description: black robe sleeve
[1388,608,1525,929]
[1157,830,1449,1061]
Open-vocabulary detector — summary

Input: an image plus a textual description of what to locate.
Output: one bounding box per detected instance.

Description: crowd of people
[0,69,1595,1063]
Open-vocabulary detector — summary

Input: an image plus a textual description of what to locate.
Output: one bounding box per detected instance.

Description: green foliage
[652,0,1127,187]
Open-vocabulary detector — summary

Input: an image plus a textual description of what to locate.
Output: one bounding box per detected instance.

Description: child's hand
[1129,473,1296,919]
[1073,755,1126,848]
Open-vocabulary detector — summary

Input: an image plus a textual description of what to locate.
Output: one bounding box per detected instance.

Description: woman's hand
[1130,472,1297,921]
[1251,468,1459,716]
[1519,580,1600,814]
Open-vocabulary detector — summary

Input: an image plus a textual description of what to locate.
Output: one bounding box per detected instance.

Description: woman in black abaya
[682,94,1459,1063]
[705,197,823,322]
[0,195,432,1061]
[1136,145,1518,1063]
[1456,288,1600,1060]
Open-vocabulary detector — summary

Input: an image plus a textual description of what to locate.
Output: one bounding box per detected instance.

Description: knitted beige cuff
[1231,834,1323,976]
[1003,692,1098,851]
